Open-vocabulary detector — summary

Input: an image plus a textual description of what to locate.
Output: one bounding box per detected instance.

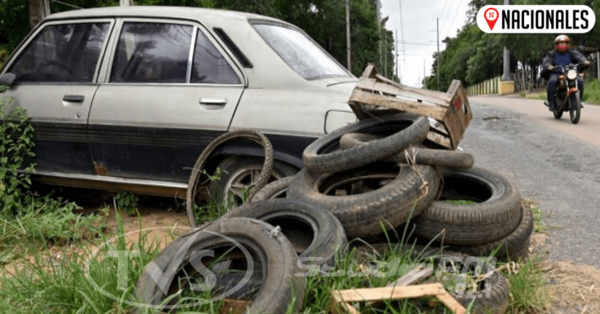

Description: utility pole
[120,0,134,6]
[376,0,382,68]
[437,17,440,91]
[345,0,351,72]
[384,31,387,77]
[28,0,50,28]
[395,29,399,83]
[423,59,426,88]
[501,0,511,81]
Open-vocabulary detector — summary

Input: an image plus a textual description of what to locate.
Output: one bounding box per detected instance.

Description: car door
[0,20,113,175]
[89,19,244,183]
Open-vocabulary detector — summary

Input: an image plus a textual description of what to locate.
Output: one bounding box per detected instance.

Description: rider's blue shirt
[554,52,571,67]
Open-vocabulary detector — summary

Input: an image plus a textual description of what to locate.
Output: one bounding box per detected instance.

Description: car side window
[111,22,192,83]
[8,23,110,83]
[191,31,239,84]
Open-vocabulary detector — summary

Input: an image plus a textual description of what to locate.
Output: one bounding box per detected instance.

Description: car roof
[46,6,285,26]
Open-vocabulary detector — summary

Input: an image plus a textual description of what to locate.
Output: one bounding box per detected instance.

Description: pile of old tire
[286,113,445,239]
[255,112,533,264]
[144,129,349,313]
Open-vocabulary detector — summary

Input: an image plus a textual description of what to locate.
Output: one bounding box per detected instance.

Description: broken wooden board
[348,63,472,150]
[329,283,466,314]
[369,266,434,308]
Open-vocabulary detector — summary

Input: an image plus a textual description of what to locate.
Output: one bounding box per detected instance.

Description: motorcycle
[544,63,585,124]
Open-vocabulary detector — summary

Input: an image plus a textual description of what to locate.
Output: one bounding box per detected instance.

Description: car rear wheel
[209,157,297,205]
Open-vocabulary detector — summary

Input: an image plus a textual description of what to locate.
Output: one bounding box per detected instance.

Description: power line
[444,0,466,39]
[439,0,458,39]
[436,0,452,35]
[52,0,82,9]
[402,41,445,46]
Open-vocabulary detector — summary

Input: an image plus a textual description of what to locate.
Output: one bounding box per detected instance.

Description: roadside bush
[0,94,104,256]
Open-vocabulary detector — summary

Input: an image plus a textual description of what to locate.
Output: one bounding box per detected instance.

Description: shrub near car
[0,6,357,197]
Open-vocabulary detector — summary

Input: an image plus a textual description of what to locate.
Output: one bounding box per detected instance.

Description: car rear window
[253,24,350,80]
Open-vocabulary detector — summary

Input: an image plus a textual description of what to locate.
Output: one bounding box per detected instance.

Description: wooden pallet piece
[329,283,466,314]
[348,63,472,150]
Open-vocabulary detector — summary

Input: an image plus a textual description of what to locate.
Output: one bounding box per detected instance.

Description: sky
[380,0,472,88]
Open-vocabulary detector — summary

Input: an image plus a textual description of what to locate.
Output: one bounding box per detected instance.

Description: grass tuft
[503,257,552,313]
[445,199,477,205]
[524,198,546,233]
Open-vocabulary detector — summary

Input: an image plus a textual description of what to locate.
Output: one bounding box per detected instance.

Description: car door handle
[63,95,85,103]
[199,98,227,106]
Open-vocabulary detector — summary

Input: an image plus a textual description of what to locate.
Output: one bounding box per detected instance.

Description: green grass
[524,198,546,233]
[517,90,547,100]
[445,199,477,205]
[517,79,600,104]
[503,257,552,313]
[583,79,600,104]
[0,194,554,313]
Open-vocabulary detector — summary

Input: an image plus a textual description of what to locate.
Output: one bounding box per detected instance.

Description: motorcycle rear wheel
[569,92,581,124]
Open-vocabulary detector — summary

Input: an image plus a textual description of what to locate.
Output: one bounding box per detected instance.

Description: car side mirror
[0,73,16,87]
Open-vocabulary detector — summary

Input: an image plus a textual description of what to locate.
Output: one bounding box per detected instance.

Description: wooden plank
[446,80,461,98]
[387,267,434,287]
[435,292,466,314]
[349,91,446,120]
[330,283,467,314]
[368,266,434,308]
[354,81,450,107]
[427,129,452,148]
[328,297,361,314]
[332,284,446,302]
[359,63,377,80]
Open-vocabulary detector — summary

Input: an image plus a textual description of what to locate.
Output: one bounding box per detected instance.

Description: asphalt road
[462,95,600,267]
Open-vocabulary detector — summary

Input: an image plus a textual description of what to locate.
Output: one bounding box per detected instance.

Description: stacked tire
[263,112,531,313]
[142,112,535,313]
[287,113,443,239]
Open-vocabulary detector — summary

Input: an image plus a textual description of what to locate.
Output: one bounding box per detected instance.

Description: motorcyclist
[542,35,590,111]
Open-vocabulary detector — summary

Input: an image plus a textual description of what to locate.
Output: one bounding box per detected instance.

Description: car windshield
[253,23,350,80]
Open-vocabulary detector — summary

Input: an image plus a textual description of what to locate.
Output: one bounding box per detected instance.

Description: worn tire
[287,162,441,238]
[252,176,294,201]
[186,130,274,227]
[419,253,509,314]
[449,204,533,262]
[454,271,510,314]
[224,199,347,265]
[340,132,474,169]
[209,157,296,204]
[302,113,429,173]
[413,167,522,245]
[136,218,305,313]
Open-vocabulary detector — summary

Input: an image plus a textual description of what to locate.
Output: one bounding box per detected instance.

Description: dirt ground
[528,231,600,313]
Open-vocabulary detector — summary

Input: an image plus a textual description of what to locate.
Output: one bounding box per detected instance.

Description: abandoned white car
[0,6,357,197]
